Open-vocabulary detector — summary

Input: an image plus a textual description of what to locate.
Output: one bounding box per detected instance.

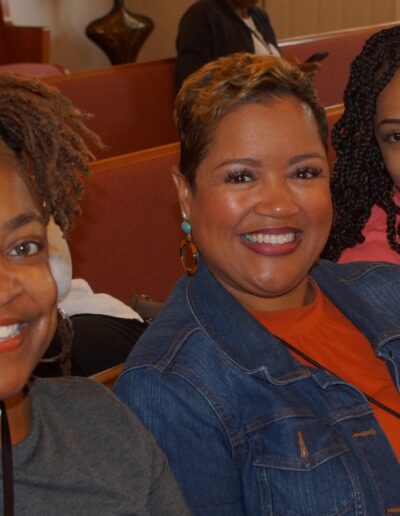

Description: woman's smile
[175,97,332,311]
[0,320,28,353]
[0,156,57,401]
[240,227,301,256]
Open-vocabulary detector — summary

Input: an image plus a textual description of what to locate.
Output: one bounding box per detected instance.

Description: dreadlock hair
[324,26,400,261]
[0,73,101,234]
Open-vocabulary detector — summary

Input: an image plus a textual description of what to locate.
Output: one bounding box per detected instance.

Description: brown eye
[10,241,42,257]
[226,170,254,183]
[384,131,400,143]
[293,167,321,179]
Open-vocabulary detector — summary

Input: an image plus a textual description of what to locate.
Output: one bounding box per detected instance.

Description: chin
[0,364,35,402]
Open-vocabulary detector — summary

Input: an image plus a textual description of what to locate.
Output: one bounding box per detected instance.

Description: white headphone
[47,218,73,302]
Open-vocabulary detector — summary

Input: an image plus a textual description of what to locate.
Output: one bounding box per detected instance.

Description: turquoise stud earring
[181,219,192,235]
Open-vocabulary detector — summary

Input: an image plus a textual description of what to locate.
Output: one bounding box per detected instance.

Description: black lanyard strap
[278,337,400,420]
[1,401,14,516]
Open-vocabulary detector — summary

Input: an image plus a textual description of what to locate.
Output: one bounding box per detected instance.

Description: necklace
[278,337,400,420]
[1,401,14,515]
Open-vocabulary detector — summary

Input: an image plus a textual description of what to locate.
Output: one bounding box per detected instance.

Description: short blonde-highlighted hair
[175,53,327,187]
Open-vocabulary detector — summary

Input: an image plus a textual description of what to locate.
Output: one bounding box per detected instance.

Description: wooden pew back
[68,143,181,304]
[45,22,394,158]
[0,0,50,64]
[89,364,123,389]
[45,59,178,159]
[325,103,343,166]
[280,21,398,106]
[68,104,343,305]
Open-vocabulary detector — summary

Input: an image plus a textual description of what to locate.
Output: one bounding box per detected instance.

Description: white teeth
[243,232,296,245]
[0,324,21,339]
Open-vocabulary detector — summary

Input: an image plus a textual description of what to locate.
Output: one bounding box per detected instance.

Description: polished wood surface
[45,59,177,159]
[0,0,50,64]
[89,364,123,389]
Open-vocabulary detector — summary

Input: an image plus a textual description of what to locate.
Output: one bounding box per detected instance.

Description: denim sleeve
[114,366,246,516]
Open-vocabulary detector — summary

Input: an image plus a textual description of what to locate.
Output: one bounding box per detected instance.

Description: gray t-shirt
[0,376,190,515]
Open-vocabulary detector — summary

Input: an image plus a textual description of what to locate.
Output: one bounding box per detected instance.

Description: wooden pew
[44,21,394,158]
[67,104,343,306]
[0,0,50,64]
[280,21,398,106]
[45,58,178,159]
[68,142,181,304]
[89,364,123,389]
[325,103,343,166]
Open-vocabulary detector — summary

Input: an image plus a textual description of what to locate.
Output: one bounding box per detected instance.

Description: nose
[253,177,299,218]
[0,267,23,306]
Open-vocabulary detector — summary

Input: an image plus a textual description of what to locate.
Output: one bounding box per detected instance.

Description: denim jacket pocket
[251,418,357,515]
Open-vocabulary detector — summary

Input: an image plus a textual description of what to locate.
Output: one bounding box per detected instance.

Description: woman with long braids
[325,26,400,263]
[0,73,189,515]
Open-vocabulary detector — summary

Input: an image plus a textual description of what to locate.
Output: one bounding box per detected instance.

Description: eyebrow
[215,157,262,169]
[376,118,400,128]
[215,153,325,169]
[4,212,45,232]
[288,153,325,165]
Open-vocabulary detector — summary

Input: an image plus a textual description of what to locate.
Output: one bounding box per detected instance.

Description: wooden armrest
[89,363,124,389]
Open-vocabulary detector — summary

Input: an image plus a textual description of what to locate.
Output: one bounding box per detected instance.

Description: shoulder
[180,0,218,22]
[251,6,272,21]
[314,258,400,280]
[27,378,190,515]
[32,374,122,409]
[312,259,400,311]
[123,276,197,367]
[30,376,157,449]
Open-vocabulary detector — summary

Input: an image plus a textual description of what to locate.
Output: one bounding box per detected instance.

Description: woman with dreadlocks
[324,25,400,263]
[0,73,190,515]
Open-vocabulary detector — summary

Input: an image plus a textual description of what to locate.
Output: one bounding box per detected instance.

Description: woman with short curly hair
[116,53,400,515]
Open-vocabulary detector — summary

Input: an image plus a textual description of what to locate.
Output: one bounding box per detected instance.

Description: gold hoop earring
[180,218,198,276]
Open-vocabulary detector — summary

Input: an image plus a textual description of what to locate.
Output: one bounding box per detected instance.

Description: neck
[236,7,249,18]
[226,276,316,313]
[1,389,31,445]
[226,1,249,18]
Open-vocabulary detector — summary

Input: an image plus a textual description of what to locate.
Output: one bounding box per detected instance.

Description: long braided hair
[0,73,101,234]
[324,26,400,261]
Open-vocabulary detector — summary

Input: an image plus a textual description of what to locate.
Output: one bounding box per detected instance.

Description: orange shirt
[252,281,400,461]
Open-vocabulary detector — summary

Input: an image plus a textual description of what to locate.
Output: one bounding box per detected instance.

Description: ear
[172,166,193,220]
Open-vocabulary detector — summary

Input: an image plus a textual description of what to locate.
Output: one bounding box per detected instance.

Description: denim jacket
[115,260,400,515]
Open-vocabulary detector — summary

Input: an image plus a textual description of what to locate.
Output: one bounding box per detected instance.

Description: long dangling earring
[180,216,198,276]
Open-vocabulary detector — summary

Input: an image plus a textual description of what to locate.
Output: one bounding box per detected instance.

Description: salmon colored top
[252,282,400,460]
[339,191,400,265]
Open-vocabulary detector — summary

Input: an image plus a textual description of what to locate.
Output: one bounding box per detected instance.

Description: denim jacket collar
[186,260,311,383]
[311,261,400,351]
[185,259,400,386]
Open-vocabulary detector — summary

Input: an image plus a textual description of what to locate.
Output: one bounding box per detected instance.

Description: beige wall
[264,0,400,39]
[7,0,400,71]
[8,0,193,70]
